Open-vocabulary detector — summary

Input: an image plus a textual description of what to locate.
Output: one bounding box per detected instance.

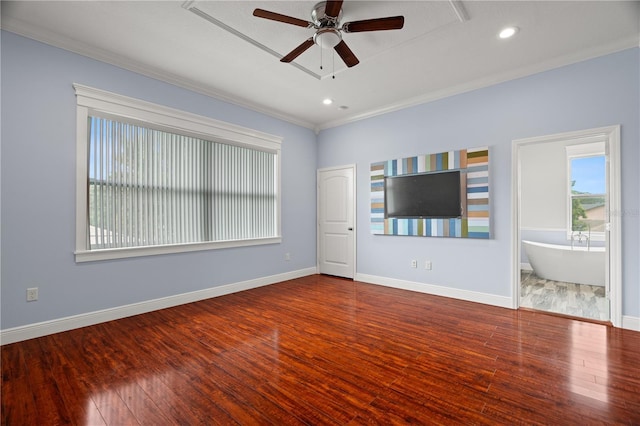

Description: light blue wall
[318,48,639,319]
[1,32,318,329]
[2,30,638,330]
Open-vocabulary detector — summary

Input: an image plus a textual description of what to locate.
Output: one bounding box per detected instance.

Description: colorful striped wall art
[370,147,489,239]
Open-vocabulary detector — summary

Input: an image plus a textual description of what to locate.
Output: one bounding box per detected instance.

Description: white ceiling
[2,1,639,131]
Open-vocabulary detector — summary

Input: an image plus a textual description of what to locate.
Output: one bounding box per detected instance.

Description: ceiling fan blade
[253,8,312,28]
[342,16,405,33]
[324,0,344,18]
[334,40,359,68]
[280,38,315,63]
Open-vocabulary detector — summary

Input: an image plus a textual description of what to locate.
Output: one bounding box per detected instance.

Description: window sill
[75,237,282,263]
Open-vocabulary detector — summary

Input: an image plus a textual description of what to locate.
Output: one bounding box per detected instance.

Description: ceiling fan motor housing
[312,2,342,27]
[312,1,343,49]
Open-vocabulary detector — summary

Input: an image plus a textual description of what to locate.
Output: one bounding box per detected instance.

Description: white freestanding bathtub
[522,240,606,287]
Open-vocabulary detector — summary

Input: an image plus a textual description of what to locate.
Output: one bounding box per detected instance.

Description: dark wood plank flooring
[2,274,639,425]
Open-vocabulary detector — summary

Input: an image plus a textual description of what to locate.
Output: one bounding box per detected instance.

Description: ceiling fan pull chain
[320,46,323,70]
[332,51,336,79]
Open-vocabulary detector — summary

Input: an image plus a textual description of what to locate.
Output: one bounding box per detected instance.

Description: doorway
[511,126,621,326]
[317,165,356,279]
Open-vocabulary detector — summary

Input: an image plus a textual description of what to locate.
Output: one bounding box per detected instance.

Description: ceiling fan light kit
[314,28,342,49]
[253,0,405,68]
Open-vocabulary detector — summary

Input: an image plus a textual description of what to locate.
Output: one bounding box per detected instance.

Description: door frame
[317,164,357,278]
[511,125,621,327]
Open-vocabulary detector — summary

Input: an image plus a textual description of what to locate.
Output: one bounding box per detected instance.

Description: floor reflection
[569,321,609,403]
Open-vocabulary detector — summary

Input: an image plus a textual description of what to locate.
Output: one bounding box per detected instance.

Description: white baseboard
[0,267,317,345]
[354,273,640,333]
[355,273,513,309]
[4,267,635,345]
[521,263,533,271]
[622,315,640,332]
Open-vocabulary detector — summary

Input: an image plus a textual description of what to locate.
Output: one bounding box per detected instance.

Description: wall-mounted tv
[384,170,462,219]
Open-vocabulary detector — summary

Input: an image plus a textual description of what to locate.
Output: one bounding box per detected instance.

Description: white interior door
[318,165,355,279]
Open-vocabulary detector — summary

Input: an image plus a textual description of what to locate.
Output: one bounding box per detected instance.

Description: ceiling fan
[253,0,405,68]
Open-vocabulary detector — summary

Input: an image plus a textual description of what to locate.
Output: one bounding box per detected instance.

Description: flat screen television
[384,170,462,219]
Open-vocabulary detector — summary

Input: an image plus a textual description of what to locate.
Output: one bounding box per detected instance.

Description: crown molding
[317,35,640,132]
[2,15,637,134]
[0,17,317,131]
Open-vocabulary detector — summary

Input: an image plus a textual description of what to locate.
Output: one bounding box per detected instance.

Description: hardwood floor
[2,274,639,425]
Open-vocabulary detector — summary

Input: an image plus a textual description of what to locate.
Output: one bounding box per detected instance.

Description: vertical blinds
[88,116,276,250]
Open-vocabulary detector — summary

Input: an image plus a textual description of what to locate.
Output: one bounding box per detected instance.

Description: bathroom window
[566,142,606,242]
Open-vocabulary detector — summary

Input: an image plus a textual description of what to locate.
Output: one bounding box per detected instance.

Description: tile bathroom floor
[520,270,609,321]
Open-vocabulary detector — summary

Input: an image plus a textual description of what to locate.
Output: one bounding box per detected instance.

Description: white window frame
[565,140,606,242]
[74,84,282,262]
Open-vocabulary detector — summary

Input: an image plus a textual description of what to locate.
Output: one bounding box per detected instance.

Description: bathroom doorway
[511,126,621,326]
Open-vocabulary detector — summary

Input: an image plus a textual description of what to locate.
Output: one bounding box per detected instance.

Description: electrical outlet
[285,252,291,261]
[410,259,417,268]
[26,287,39,302]
[425,260,432,271]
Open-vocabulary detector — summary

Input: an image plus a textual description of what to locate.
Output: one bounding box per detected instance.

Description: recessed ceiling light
[322,98,333,105]
[499,26,519,39]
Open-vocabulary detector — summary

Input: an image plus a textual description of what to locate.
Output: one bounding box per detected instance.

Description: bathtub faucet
[571,230,591,250]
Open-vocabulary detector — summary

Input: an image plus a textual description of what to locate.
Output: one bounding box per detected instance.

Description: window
[566,142,606,241]
[75,84,281,262]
